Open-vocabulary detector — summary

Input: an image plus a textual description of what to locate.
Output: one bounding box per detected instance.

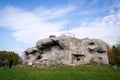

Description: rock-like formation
[24,35,109,68]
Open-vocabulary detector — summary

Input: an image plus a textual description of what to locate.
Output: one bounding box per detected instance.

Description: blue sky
[0,0,120,56]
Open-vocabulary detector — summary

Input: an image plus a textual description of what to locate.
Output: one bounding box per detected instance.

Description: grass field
[0,65,120,80]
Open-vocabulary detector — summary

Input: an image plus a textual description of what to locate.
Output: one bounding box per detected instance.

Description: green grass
[0,65,120,80]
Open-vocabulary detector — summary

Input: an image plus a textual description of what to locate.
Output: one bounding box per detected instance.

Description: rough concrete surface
[24,35,109,68]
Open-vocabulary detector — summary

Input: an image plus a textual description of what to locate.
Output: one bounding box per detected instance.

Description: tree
[107,42,120,65]
[106,44,114,65]
[0,50,19,67]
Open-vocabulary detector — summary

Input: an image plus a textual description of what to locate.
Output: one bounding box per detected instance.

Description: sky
[0,0,120,56]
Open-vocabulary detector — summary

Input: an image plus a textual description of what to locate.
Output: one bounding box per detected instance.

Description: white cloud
[0,6,75,43]
[71,12,120,45]
[33,5,75,20]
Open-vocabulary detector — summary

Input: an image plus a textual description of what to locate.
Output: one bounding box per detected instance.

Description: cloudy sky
[0,0,120,56]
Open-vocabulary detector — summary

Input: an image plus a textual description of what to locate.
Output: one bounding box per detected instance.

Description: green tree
[0,50,19,67]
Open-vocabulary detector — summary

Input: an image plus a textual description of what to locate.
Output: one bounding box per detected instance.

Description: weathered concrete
[23,35,109,67]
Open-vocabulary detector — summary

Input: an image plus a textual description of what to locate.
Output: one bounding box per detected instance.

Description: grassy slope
[0,65,120,80]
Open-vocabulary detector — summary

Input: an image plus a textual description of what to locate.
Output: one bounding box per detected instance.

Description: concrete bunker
[24,36,109,67]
